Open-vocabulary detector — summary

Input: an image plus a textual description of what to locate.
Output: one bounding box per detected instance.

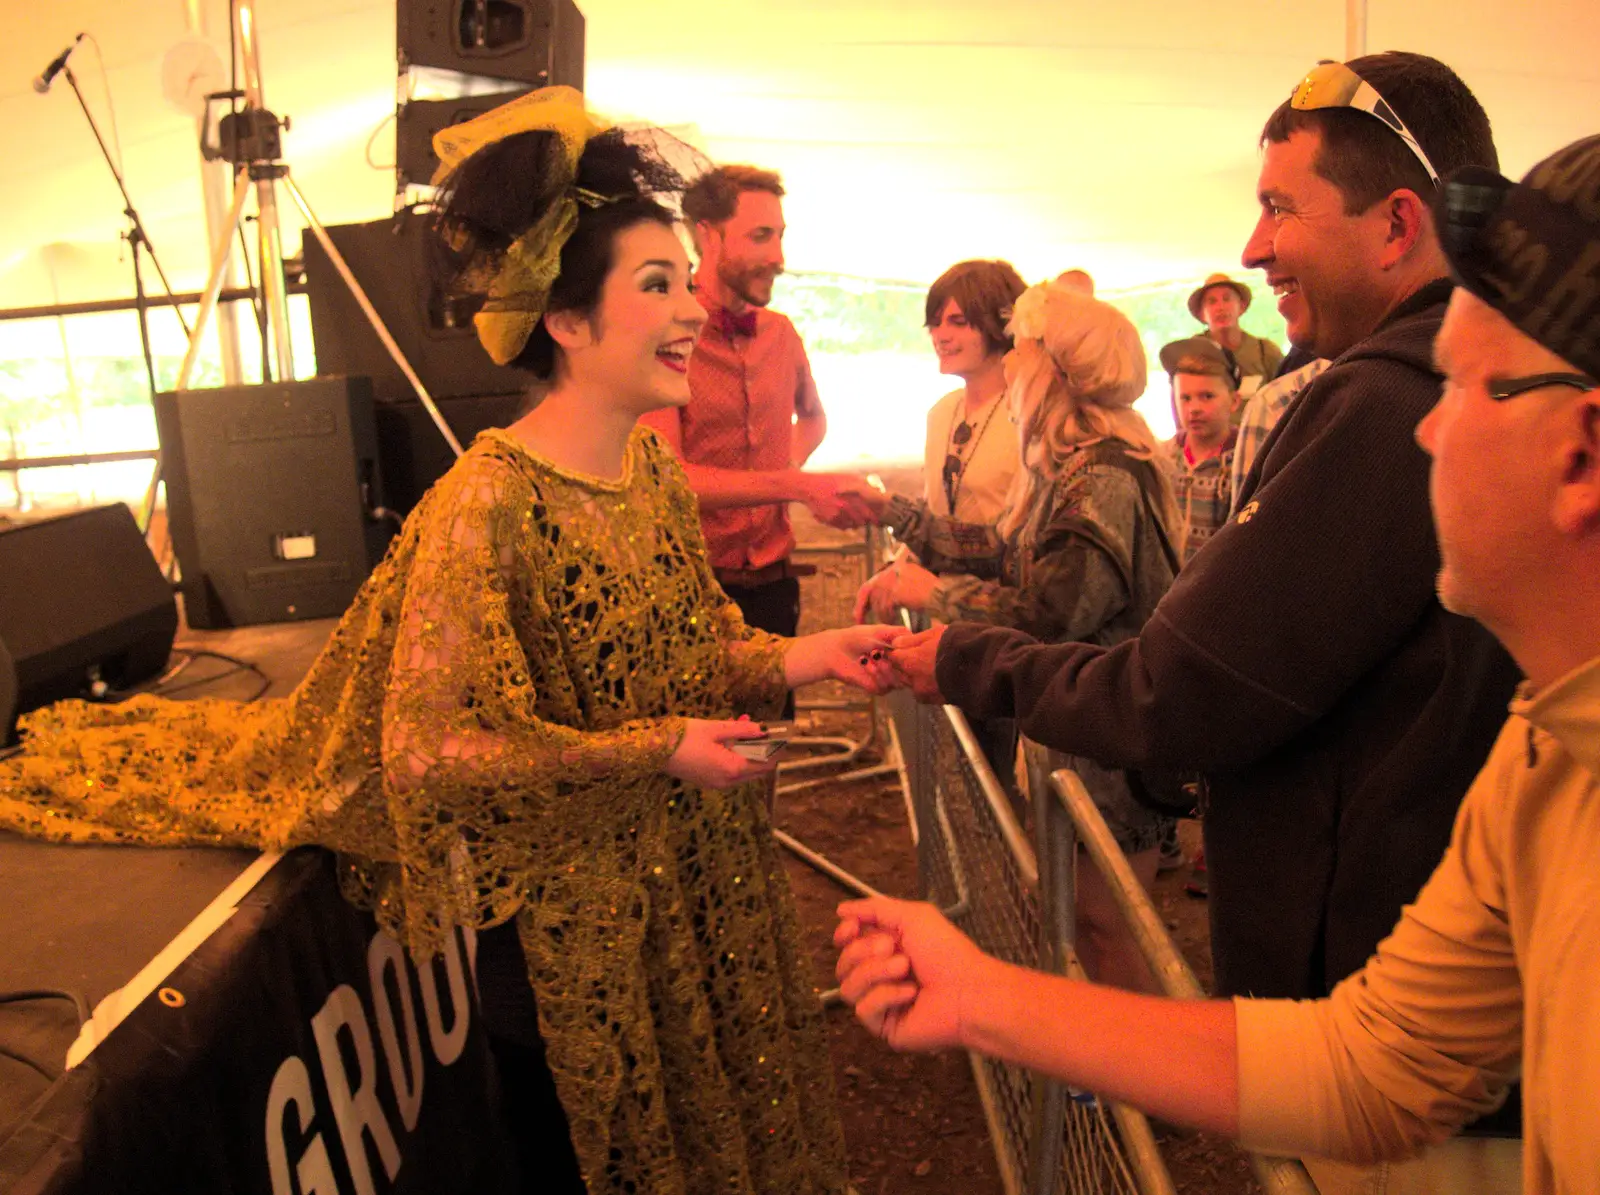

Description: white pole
[233,0,295,383]
[184,0,243,386]
[1345,0,1368,60]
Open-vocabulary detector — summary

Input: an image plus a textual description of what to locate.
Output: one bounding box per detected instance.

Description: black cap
[1436,134,1600,379]
[1159,336,1240,389]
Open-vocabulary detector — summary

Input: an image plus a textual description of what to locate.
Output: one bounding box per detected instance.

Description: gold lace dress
[0,426,848,1195]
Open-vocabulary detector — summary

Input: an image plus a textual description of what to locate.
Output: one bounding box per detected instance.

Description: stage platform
[0,612,529,1195]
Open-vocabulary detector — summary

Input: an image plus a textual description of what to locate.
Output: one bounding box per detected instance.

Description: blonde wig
[997,282,1179,541]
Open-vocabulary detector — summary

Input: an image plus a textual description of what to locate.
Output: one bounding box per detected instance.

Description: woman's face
[928,298,994,379]
[568,220,705,413]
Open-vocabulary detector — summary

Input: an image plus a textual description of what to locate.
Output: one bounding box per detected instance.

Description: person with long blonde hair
[856,281,1180,989]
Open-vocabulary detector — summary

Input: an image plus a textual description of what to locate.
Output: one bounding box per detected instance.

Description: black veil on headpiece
[428,87,711,365]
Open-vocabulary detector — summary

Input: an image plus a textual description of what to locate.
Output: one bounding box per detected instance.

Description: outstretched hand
[784,625,907,694]
[802,474,882,530]
[834,896,992,1053]
[885,624,946,703]
[664,717,778,789]
[853,560,940,623]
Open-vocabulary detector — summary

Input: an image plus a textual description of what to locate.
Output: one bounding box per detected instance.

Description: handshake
[797,473,888,530]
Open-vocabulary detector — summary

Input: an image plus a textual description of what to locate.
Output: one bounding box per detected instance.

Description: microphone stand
[60,63,190,531]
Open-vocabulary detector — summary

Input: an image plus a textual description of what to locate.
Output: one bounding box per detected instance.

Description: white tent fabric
[4,0,1597,311]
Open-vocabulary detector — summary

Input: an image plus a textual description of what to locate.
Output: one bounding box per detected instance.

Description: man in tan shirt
[836,133,1600,1194]
[1189,272,1283,401]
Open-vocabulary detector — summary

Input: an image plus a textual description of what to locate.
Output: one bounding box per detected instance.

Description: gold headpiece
[432,86,612,365]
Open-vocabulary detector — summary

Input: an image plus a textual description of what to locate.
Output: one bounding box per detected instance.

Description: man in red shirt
[643,164,876,641]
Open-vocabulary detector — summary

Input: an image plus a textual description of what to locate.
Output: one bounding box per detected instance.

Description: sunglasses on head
[1290,60,1440,187]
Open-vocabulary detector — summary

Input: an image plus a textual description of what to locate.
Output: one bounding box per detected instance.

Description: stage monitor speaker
[302,210,524,402]
[374,390,530,515]
[154,378,392,630]
[396,90,528,187]
[398,0,585,90]
[0,504,178,744]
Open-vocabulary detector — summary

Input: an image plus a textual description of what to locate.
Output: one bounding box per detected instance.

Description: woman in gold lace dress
[0,89,900,1194]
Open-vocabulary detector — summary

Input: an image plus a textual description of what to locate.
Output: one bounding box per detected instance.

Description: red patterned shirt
[644,301,823,570]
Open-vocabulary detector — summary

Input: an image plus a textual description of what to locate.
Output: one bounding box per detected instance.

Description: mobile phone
[728,722,794,761]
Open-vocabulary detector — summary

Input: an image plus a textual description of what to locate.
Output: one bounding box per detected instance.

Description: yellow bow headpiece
[432,86,612,365]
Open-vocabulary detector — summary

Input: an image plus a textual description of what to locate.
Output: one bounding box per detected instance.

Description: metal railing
[769,527,899,907]
[781,527,897,793]
[891,688,1321,1195]
[1045,769,1319,1195]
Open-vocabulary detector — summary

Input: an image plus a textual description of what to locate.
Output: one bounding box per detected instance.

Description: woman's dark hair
[432,127,682,378]
[924,260,1027,356]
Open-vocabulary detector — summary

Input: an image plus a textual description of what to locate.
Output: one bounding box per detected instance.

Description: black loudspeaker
[374,391,530,514]
[0,504,178,743]
[397,0,585,90]
[302,210,524,402]
[396,90,528,187]
[154,378,392,629]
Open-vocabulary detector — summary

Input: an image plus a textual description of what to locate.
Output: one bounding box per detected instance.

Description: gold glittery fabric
[0,426,848,1195]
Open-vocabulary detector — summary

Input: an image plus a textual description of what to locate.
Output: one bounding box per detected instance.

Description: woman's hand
[853,560,941,624]
[834,896,993,1053]
[784,625,906,693]
[664,718,779,789]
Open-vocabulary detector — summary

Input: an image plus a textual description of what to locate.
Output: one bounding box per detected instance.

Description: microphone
[33,33,85,94]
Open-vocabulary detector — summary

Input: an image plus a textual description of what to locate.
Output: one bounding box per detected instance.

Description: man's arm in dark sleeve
[934,361,1443,775]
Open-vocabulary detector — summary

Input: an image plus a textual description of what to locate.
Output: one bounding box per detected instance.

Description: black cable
[0,989,89,1081]
[103,648,272,704]
[149,648,271,703]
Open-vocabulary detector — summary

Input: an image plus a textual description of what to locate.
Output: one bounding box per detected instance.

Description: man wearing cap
[1158,336,1240,562]
[839,131,1600,1193]
[1189,272,1283,401]
[885,51,1523,1016]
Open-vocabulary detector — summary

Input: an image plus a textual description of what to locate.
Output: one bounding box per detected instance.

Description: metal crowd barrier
[889,688,1320,1195]
[1044,769,1319,1195]
[770,528,899,904]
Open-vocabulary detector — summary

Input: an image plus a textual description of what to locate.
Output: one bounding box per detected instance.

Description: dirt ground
[783,488,1261,1195]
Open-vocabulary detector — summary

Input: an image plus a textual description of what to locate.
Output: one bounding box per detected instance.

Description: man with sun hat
[1189,271,1283,399]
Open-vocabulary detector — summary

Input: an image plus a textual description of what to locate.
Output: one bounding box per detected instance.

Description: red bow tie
[712,307,759,338]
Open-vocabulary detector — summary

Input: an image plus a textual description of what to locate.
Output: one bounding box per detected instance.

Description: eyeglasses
[1289,60,1441,187]
[1488,372,1597,402]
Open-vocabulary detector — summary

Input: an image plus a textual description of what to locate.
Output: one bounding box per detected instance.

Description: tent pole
[1345,0,1368,59]
[232,0,295,383]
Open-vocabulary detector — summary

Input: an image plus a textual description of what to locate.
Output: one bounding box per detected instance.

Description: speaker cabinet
[374,391,529,515]
[0,504,178,743]
[396,90,529,187]
[302,210,525,402]
[154,378,392,629]
[398,0,585,90]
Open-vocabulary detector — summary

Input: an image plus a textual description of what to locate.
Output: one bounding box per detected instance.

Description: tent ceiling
[3,0,1597,309]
